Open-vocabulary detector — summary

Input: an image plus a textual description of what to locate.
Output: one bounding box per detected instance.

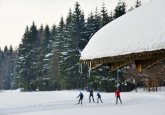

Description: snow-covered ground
[0,88,165,115]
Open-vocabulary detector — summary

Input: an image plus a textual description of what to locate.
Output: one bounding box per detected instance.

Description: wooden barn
[80,0,165,91]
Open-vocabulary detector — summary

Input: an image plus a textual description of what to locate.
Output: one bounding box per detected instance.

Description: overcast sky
[0,0,150,49]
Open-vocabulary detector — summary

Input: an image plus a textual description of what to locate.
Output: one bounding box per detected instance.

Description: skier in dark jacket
[89,88,95,103]
[96,92,103,103]
[77,92,84,105]
[115,89,122,104]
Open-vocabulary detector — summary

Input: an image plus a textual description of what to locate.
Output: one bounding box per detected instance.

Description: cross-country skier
[96,92,103,103]
[89,88,95,103]
[77,92,84,105]
[115,89,122,104]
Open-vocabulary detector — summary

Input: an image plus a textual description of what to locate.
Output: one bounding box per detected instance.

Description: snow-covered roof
[80,0,165,63]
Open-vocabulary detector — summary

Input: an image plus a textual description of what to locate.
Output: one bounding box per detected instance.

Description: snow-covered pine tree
[41,25,51,76]
[57,10,76,89]
[86,12,98,39]
[49,24,63,90]
[0,46,16,89]
[16,22,40,91]
[16,26,30,91]
[39,25,55,90]
[60,2,88,89]
[54,17,65,73]
[51,17,68,89]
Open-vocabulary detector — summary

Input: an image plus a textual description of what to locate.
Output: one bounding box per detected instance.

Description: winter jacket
[77,92,84,99]
[115,90,120,97]
[97,92,101,98]
[89,89,94,96]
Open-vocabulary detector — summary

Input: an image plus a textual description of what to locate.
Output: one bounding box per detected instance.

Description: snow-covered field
[0,88,165,115]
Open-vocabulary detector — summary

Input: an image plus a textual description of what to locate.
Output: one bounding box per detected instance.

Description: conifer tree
[100,2,110,27]
[42,25,52,54]
[9,45,13,55]
[16,22,40,91]
[33,24,45,90]
[86,9,102,39]
[93,7,102,32]
[86,12,95,39]
[61,2,87,88]
[16,26,30,90]
[109,10,114,22]
[0,46,17,89]
[2,46,10,89]
[66,9,72,27]
[55,17,65,65]
[49,25,62,89]
[135,0,142,8]
[4,46,8,55]
[28,22,39,90]
[114,0,126,19]
[51,17,68,89]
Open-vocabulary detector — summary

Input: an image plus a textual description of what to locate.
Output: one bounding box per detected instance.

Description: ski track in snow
[0,92,164,115]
